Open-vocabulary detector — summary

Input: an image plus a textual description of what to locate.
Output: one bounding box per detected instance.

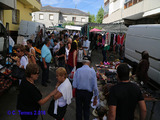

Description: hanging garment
[117,34,124,45]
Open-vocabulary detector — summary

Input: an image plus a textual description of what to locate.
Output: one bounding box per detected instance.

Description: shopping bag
[11,65,25,79]
[48,99,67,119]
[68,67,76,81]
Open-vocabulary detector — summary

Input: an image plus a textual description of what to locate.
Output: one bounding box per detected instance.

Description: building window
[49,14,54,20]
[39,14,44,20]
[72,17,76,22]
[64,16,67,21]
[104,3,109,17]
[124,0,143,9]
[81,18,85,22]
[12,9,20,24]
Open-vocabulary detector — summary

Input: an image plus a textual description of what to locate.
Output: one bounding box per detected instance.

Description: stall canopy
[46,26,66,31]
[90,28,102,32]
[81,21,128,38]
[65,25,81,31]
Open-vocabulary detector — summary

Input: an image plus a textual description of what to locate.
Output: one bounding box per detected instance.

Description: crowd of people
[11,31,148,120]
[13,31,91,120]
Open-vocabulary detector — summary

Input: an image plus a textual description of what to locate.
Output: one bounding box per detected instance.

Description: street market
[1,0,160,120]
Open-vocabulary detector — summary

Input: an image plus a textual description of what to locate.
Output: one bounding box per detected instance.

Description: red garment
[117,35,124,45]
[67,50,77,67]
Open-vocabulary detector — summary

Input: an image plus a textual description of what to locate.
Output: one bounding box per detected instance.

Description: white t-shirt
[65,47,70,60]
[77,49,84,62]
[20,55,28,69]
[53,43,60,53]
[83,40,90,51]
[57,78,72,107]
[30,47,35,54]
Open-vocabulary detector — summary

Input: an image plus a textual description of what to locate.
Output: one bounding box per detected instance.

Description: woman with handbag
[16,45,28,70]
[11,45,29,84]
[17,63,57,120]
[48,67,72,120]
[67,42,77,74]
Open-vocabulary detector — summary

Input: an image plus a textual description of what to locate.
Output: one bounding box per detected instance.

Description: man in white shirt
[83,36,90,55]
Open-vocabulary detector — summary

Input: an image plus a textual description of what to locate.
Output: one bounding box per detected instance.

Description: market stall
[91,60,160,120]
[0,23,18,95]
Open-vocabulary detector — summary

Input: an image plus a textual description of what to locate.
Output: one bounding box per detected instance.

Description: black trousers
[40,62,49,84]
[75,89,93,120]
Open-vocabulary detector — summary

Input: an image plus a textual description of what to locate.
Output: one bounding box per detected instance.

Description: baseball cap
[82,56,90,63]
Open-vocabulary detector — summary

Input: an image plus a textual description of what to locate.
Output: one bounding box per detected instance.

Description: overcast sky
[41,0,104,16]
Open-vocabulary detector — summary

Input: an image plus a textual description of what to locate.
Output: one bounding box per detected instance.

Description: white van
[125,24,160,85]
[18,20,46,40]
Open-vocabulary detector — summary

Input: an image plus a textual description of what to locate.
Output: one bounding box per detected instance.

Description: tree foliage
[88,12,95,23]
[96,6,104,23]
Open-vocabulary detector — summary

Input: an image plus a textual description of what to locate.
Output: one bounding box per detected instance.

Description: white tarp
[65,25,81,31]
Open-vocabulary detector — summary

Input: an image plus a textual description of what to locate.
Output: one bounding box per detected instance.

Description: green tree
[88,12,95,23]
[96,6,104,23]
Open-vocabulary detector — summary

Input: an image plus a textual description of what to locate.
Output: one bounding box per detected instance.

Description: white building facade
[32,5,89,28]
[103,0,160,25]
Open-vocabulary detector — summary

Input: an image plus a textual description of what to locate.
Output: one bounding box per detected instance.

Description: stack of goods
[0,67,17,95]
[0,69,12,92]
[95,60,120,84]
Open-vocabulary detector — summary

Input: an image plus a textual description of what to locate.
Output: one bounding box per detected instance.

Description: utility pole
[75,4,77,9]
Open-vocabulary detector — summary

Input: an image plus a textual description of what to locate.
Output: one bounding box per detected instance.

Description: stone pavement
[0,49,160,120]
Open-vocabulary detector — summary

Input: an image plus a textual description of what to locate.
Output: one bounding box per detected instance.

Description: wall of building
[2,0,41,42]
[103,0,160,24]
[26,0,41,11]
[143,0,160,12]
[103,9,122,23]
[33,11,59,27]
[103,0,123,23]
[3,1,33,31]
[33,11,89,27]
[122,1,144,19]
[62,14,89,24]
[109,0,123,15]
[0,0,16,9]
